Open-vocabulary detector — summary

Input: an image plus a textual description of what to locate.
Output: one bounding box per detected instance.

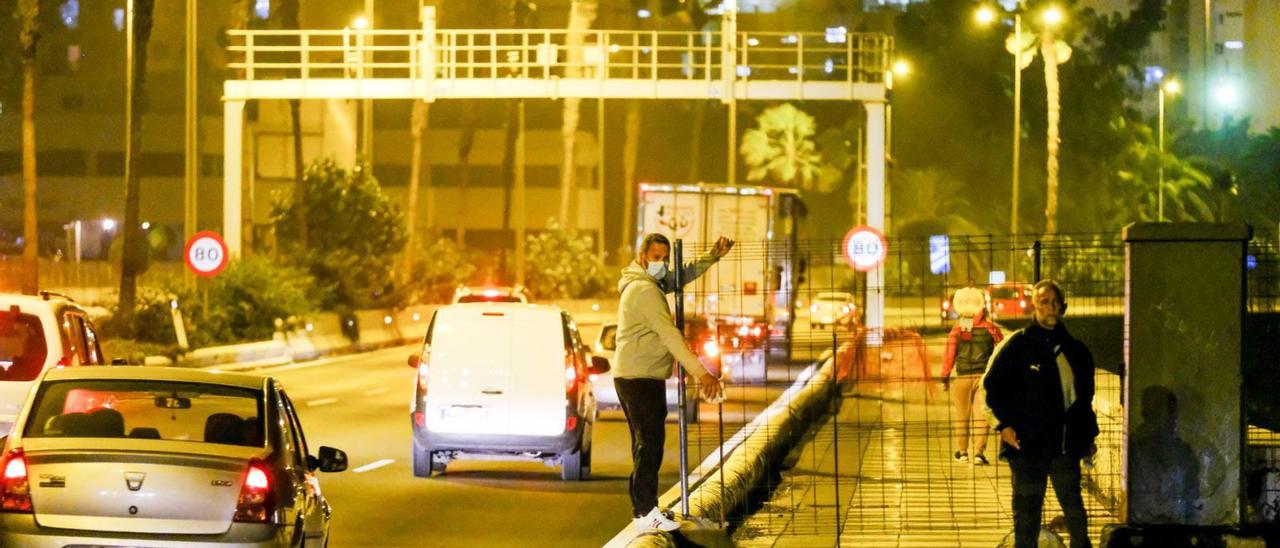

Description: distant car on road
[986,283,1032,320]
[408,303,607,480]
[0,366,347,547]
[590,320,718,425]
[450,285,530,304]
[809,292,856,329]
[0,292,109,434]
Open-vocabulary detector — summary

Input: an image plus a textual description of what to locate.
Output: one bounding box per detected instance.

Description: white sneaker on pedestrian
[635,507,681,532]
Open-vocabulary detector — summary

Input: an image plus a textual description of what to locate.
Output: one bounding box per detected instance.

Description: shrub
[522,218,614,300]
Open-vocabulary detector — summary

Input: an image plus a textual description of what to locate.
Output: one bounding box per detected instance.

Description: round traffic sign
[843,225,888,272]
[184,231,229,277]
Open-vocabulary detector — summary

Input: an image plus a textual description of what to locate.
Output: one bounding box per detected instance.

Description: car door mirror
[407,352,421,368]
[316,446,348,473]
[589,355,611,375]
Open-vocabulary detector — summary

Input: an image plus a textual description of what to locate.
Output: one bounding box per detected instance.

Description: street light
[975,2,1027,244]
[1042,5,1065,27]
[1157,78,1180,222]
[891,60,910,77]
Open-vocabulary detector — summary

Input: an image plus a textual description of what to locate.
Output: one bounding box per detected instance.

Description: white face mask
[646,260,668,280]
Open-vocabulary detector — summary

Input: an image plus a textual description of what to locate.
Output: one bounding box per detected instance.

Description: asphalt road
[257,344,782,547]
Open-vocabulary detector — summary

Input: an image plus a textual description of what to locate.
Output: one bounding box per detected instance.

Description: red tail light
[1,450,32,513]
[565,353,579,394]
[56,355,71,368]
[416,353,430,394]
[233,461,275,523]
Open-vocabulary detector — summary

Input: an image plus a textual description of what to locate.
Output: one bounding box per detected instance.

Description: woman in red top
[942,287,1004,465]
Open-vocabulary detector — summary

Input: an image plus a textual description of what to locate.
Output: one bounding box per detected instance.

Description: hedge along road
[252,336,781,547]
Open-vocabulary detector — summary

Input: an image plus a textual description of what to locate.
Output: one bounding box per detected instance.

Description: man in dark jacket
[983,279,1099,548]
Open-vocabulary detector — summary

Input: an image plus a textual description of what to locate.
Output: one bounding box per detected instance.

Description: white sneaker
[634,507,681,532]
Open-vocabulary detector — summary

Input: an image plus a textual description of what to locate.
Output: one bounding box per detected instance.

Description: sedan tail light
[233,461,276,523]
[416,352,430,394]
[0,450,31,513]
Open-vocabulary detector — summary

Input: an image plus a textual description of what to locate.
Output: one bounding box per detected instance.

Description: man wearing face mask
[615,232,732,531]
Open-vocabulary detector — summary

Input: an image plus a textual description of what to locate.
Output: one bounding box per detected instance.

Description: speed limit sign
[184,231,229,277]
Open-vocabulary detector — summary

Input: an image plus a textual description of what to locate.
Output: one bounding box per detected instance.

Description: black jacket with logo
[982,321,1099,460]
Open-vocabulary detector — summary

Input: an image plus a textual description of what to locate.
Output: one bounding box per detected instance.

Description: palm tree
[1040,30,1063,235]
[278,0,307,249]
[17,0,39,295]
[118,0,157,315]
[739,103,833,192]
[558,0,598,229]
[619,100,641,258]
[403,99,429,277]
[456,102,476,246]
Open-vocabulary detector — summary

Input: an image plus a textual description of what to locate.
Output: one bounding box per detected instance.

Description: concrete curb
[606,353,839,548]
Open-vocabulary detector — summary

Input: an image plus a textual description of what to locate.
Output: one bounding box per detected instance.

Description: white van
[407,303,609,481]
[0,292,108,435]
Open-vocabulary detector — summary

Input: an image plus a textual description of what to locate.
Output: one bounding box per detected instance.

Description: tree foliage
[740,103,839,192]
[272,160,408,310]
[521,218,612,299]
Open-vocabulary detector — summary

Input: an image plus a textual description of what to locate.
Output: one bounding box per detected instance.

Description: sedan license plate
[443,406,487,421]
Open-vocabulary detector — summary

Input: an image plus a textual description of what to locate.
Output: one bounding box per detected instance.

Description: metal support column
[863,100,887,339]
[223,100,246,257]
[674,239,690,518]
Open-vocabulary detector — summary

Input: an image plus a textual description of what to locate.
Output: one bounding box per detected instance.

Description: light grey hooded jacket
[613,254,718,380]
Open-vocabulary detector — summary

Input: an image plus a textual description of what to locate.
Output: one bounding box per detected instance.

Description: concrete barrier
[606,353,839,547]
[394,305,436,344]
[183,339,291,370]
[353,309,402,351]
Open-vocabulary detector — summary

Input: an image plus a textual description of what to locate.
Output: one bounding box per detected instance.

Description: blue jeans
[1009,452,1091,548]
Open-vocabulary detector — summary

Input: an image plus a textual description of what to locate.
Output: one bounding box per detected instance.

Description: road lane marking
[364,387,389,396]
[353,459,395,473]
[307,397,338,407]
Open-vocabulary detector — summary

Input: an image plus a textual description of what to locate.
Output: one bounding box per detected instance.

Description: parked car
[450,285,530,304]
[809,292,856,328]
[0,292,109,435]
[0,366,346,547]
[591,319,721,424]
[407,303,606,481]
[986,283,1032,320]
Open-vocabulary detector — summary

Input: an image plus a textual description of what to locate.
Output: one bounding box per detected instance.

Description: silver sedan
[0,366,346,547]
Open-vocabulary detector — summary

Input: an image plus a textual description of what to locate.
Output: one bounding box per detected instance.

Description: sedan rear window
[24,380,265,447]
[0,311,47,382]
[456,295,523,303]
[990,288,1020,299]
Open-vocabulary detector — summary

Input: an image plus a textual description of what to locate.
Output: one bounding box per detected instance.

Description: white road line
[364,387,390,396]
[353,459,395,473]
[307,397,338,407]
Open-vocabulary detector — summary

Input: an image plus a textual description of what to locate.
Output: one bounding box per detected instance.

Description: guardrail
[225,28,891,86]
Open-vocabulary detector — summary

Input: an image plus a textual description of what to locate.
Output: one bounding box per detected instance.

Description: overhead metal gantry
[222,5,893,331]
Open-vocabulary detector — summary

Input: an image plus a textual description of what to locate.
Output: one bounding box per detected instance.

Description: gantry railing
[224,28,892,99]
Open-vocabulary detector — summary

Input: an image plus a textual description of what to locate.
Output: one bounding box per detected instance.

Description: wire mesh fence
[665,230,1280,546]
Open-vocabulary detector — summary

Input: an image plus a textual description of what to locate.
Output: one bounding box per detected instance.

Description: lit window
[825,26,847,44]
[60,0,79,29]
[113,8,125,31]
[1223,40,1244,50]
[67,45,80,73]
[254,0,270,20]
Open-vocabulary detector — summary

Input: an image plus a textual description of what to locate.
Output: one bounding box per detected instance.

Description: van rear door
[426,306,516,435]
[504,308,569,436]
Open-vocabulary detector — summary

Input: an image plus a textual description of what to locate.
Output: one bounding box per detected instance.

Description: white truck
[636,183,805,375]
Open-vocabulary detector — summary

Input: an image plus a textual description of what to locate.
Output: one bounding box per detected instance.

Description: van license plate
[443,406,487,420]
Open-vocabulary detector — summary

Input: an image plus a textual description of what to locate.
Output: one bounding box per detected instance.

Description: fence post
[674,239,691,518]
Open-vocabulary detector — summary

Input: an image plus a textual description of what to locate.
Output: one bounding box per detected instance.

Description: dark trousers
[1009,452,1091,548]
[615,377,668,517]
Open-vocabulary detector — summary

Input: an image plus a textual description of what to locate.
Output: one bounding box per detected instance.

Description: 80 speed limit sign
[184,231,229,277]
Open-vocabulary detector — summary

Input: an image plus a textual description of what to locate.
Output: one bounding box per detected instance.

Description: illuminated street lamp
[975,5,997,25]
[1157,78,1181,222]
[1042,5,1065,27]
[891,59,910,78]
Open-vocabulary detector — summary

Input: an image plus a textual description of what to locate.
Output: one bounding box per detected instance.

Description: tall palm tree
[403,99,429,277]
[558,0,598,229]
[17,0,39,295]
[278,0,307,249]
[1041,30,1063,235]
[619,100,641,258]
[456,101,476,245]
[118,0,157,315]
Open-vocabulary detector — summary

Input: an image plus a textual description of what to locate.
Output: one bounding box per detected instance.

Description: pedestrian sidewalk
[733,375,1120,547]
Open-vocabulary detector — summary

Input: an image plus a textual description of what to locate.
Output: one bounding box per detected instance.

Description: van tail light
[416,353,430,394]
[565,354,579,394]
[702,340,720,358]
[233,461,276,523]
[56,355,71,368]
[0,450,32,513]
